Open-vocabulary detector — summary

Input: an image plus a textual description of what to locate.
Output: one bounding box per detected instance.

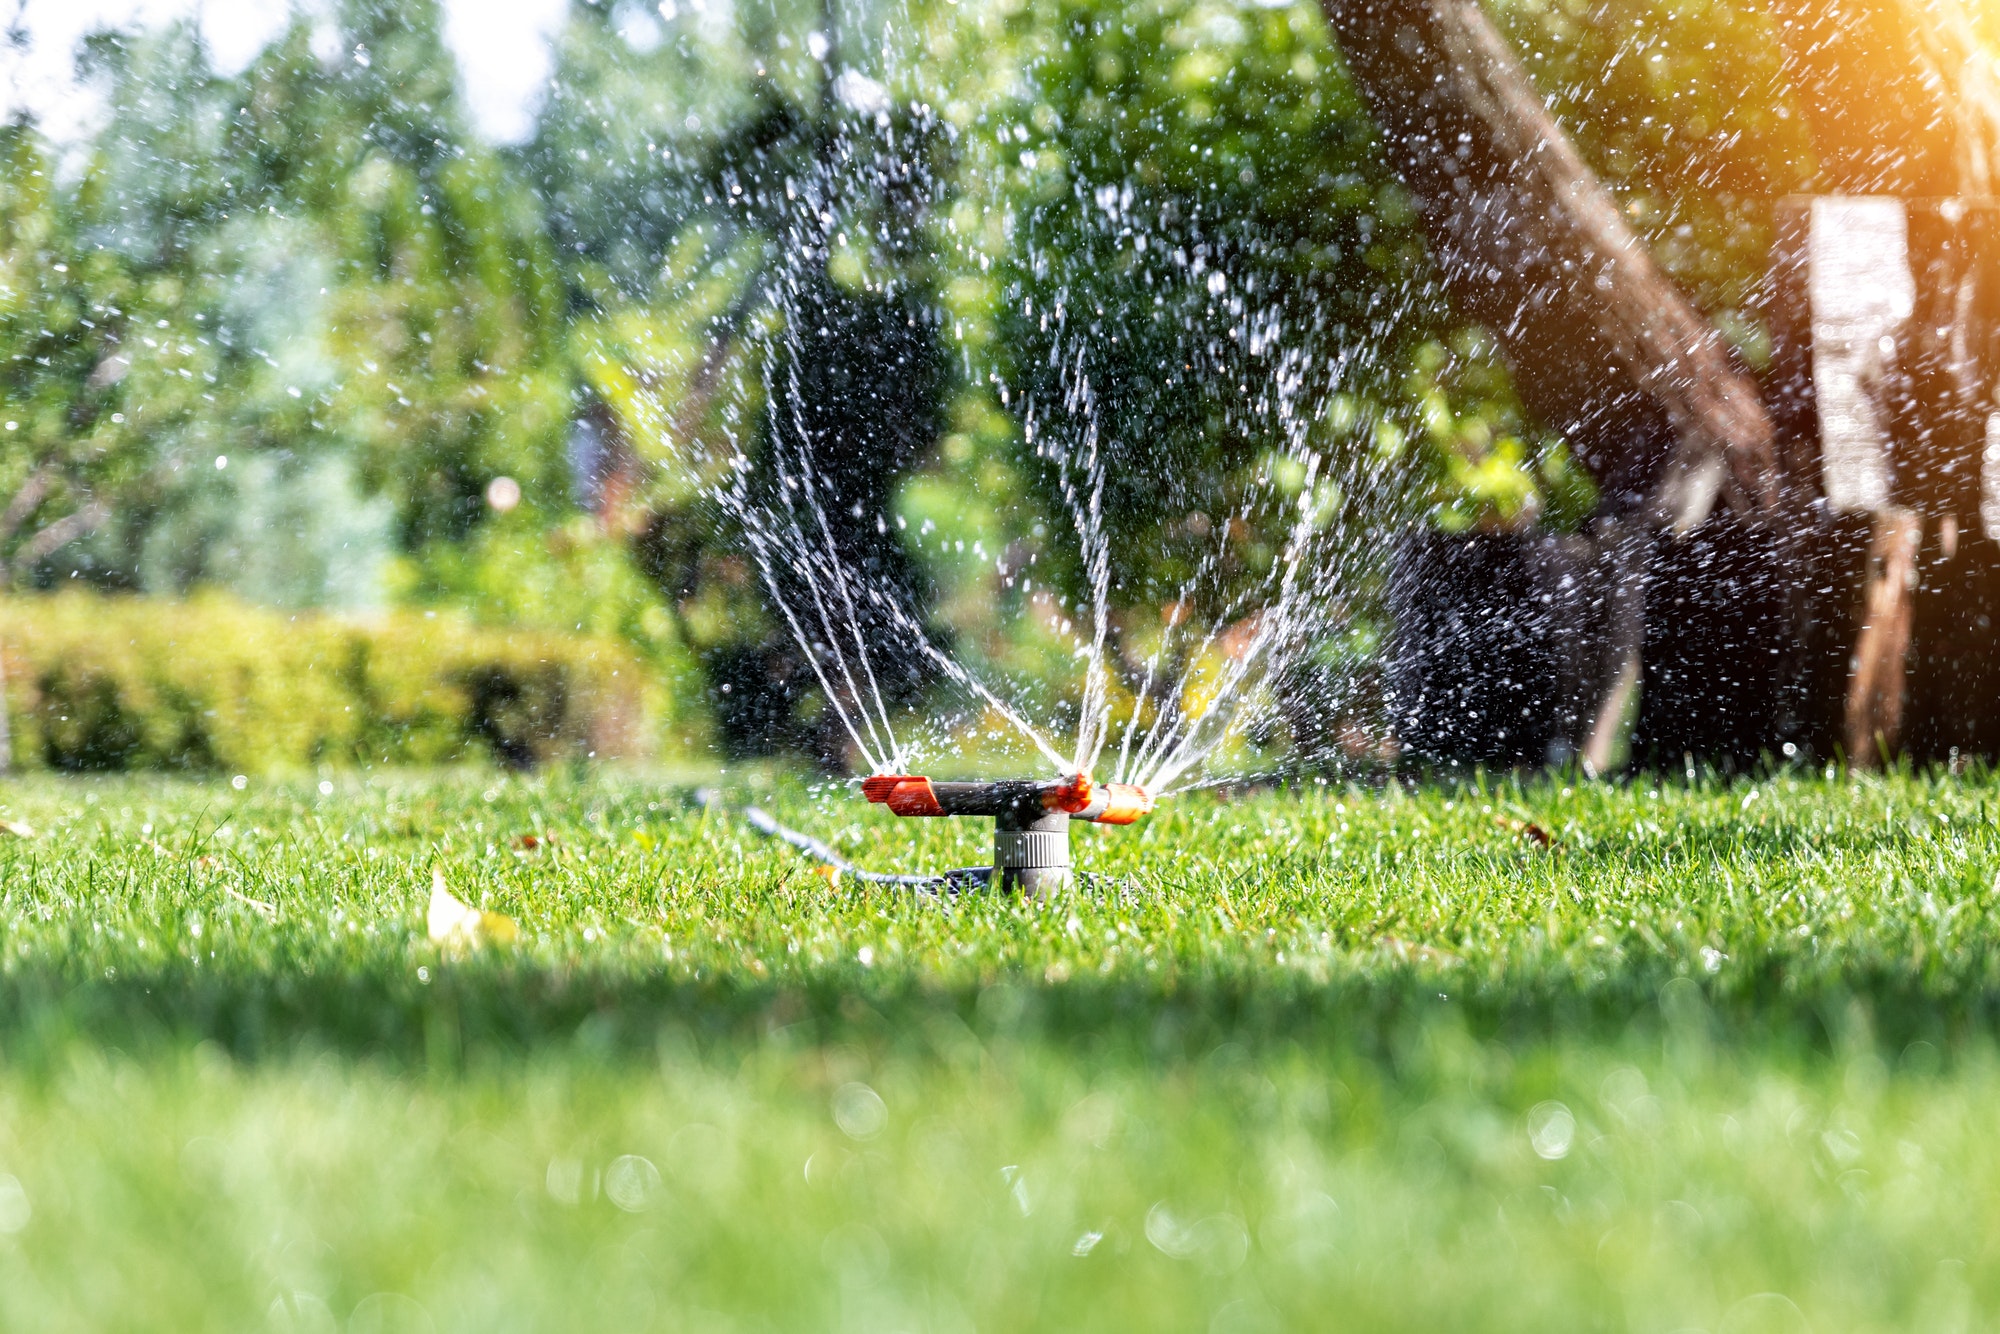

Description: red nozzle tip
[885,778,945,817]
[861,774,915,803]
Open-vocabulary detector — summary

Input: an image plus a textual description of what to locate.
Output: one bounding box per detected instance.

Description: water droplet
[832,1082,887,1139]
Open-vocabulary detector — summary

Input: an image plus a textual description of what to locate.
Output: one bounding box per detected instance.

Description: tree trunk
[1321,0,1787,773]
[1316,0,1778,523]
[0,632,11,776]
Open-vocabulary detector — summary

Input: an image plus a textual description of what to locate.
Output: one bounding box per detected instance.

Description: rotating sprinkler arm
[861,773,1153,893]
[859,774,1153,824]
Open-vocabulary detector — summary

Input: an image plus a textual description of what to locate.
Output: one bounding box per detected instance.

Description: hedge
[0,593,667,773]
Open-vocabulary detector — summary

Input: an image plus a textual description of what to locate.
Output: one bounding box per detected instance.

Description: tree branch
[0,466,56,547]
[11,500,109,574]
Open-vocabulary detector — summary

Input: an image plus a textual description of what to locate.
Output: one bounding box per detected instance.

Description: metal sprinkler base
[861,773,1151,895]
[994,809,1071,894]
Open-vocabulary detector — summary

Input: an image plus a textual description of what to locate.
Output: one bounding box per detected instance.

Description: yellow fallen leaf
[426,869,519,948]
[0,819,36,838]
[223,884,277,919]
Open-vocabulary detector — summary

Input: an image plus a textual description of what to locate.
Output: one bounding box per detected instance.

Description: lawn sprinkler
[861,773,1153,893]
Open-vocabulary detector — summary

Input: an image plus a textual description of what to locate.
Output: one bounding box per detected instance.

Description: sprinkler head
[861,773,1153,893]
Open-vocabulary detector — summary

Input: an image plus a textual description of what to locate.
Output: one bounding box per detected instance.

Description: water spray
[861,773,1152,892]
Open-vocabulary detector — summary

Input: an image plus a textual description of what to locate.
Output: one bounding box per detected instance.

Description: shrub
[0,593,667,773]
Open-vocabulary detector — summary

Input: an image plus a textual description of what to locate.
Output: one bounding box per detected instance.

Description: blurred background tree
[0,0,1893,770]
[0,122,130,585]
[528,0,957,763]
[7,3,574,605]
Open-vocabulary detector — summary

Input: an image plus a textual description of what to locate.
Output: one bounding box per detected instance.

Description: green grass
[1,767,1999,1331]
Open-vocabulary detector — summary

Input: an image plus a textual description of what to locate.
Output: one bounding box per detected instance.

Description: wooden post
[1777,196,1911,766]
[1580,517,1645,777]
[1845,509,1922,762]
[0,632,11,776]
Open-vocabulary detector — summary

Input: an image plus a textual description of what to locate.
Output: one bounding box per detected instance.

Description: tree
[531,0,956,764]
[0,122,124,585]
[27,6,574,594]
[236,1,574,559]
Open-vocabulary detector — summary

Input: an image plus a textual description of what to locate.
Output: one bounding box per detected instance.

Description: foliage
[0,0,1858,756]
[955,0,1610,563]
[1490,0,1815,356]
[396,511,713,746]
[0,772,1997,1325]
[974,0,1427,530]
[0,124,136,582]
[0,4,573,597]
[248,0,574,554]
[0,592,667,772]
[530,0,963,759]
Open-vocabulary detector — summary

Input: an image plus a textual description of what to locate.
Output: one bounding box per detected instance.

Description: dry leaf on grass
[222,884,277,919]
[0,819,36,838]
[426,869,519,948]
[1495,815,1555,848]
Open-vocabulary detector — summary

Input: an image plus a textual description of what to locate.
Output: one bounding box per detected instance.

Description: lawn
[1,767,1998,1331]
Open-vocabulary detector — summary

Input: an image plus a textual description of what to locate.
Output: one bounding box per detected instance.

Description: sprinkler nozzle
[1074,781,1155,825]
